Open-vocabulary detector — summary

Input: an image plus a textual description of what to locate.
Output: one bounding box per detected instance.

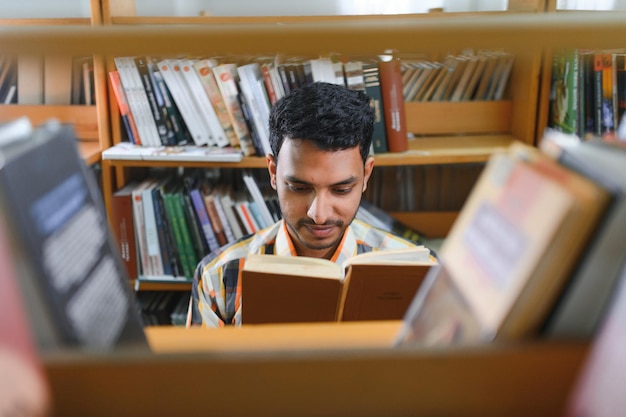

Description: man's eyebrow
[285,175,358,186]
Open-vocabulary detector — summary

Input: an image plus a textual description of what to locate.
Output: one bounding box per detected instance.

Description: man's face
[267,138,374,259]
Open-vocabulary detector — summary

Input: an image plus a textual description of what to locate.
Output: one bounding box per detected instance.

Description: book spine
[193,60,239,148]
[151,186,173,277]
[182,192,209,263]
[594,53,604,136]
[601,53,615,136]
[108,70,140,145]
[162,191,193,279]
[157,59,209,146]
[179,59,229,148]
[237,64,272,155]
[171,191,198,279]
[141,187,164,276]
[363,63,388,154]
[212,64,257,156]
[110,187,138,280]
[114,57,161,147]
[134,56,173,146]
[379,59,408,153]
[131,186,151,276]
[189,188,221,253]
[614,53,626,132]
[206,190,232,245]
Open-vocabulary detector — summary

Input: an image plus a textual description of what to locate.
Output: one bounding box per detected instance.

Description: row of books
[549,48,626,140]
[111,168,280,281]
[135,291,189,326]
[401,50,514,102]
[363,162,484,212]
[0,54,95,105]
[112,164,433,282]
[109,55,410,155]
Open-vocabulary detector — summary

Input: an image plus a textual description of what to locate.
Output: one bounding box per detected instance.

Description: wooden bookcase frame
[5,4,625,416]
[97,1,546,251]
[0,0,111,165]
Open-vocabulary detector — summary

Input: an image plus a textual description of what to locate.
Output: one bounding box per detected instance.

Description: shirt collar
[273,219,357,264]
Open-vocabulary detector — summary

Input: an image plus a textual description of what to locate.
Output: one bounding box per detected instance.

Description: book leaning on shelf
[241,247,438,325]
[395,142,611,347]
[539,130,626,339]
[0,118,148,353]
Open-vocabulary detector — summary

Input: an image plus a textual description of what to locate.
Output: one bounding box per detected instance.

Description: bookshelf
[3,4,621,416]
[97,1,545,264]
[43,322,589,417]
[0,0,111,166]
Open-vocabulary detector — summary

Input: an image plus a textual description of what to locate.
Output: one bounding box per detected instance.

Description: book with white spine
[156,59,209,146]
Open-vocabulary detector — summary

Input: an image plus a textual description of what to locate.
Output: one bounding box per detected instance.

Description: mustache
[297,219,343,227]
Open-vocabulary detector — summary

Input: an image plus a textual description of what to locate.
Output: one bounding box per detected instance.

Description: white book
[192,58,239,148]
[156,59,209,146]
[43,55,73,105]
[17,54,44,104]
[212,63,256,156]
[114,57,161,147]
[141,183,164,276]
[242,171,274,227]
[237,63,272,155]
[218,188,244,240]
[268,62,285,101]
[211,187,237,243]
[310,58,338,84]
[131,179,156,276]
[178,58,229,147]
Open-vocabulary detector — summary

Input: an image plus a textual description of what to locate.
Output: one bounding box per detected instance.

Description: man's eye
[286,183,310,192]
[333,187,353,195]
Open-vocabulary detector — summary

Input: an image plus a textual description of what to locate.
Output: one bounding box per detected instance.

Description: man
[188,82,430,327]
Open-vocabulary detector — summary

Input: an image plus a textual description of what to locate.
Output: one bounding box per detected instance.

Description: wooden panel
[147,321,402,353]
[0,105,99,140]
[405,101,512,135]
[43,340,587,417]
[390,211,459,238]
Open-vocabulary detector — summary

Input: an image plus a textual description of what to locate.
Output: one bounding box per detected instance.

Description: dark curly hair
[268,82,375,163]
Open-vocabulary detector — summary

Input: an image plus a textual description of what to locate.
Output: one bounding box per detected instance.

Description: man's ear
[267,154,277,190]
[362,156,375,193]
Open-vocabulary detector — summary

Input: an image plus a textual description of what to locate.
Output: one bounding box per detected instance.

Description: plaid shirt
[188,218,424,327]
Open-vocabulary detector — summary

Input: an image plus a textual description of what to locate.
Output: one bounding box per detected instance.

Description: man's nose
[307,192,331,224]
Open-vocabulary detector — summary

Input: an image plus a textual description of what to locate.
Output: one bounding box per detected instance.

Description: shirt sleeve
[187,252,242,327]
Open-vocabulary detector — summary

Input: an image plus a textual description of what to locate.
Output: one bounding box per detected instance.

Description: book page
[244,253,343,280]
[343,245,431,267]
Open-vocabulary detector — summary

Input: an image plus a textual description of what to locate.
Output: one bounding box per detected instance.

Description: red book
[378,58,408,153]
[109,70,142,145]
[110,181,140,280]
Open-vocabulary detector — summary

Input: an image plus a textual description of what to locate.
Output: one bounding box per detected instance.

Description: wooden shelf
[133,278,192,292]
[0,104,100,140]
[101,134,515,169]
[42,322,589,417]
[78,140,102,165]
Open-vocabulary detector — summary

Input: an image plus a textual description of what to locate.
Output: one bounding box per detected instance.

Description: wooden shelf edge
[78,140,101,166]
[43,339,588,417]
[133,279,192,292]
[103,135,513,168]
[0,105,100,141]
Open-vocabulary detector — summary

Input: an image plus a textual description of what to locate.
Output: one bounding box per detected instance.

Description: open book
[241,246,437,324]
